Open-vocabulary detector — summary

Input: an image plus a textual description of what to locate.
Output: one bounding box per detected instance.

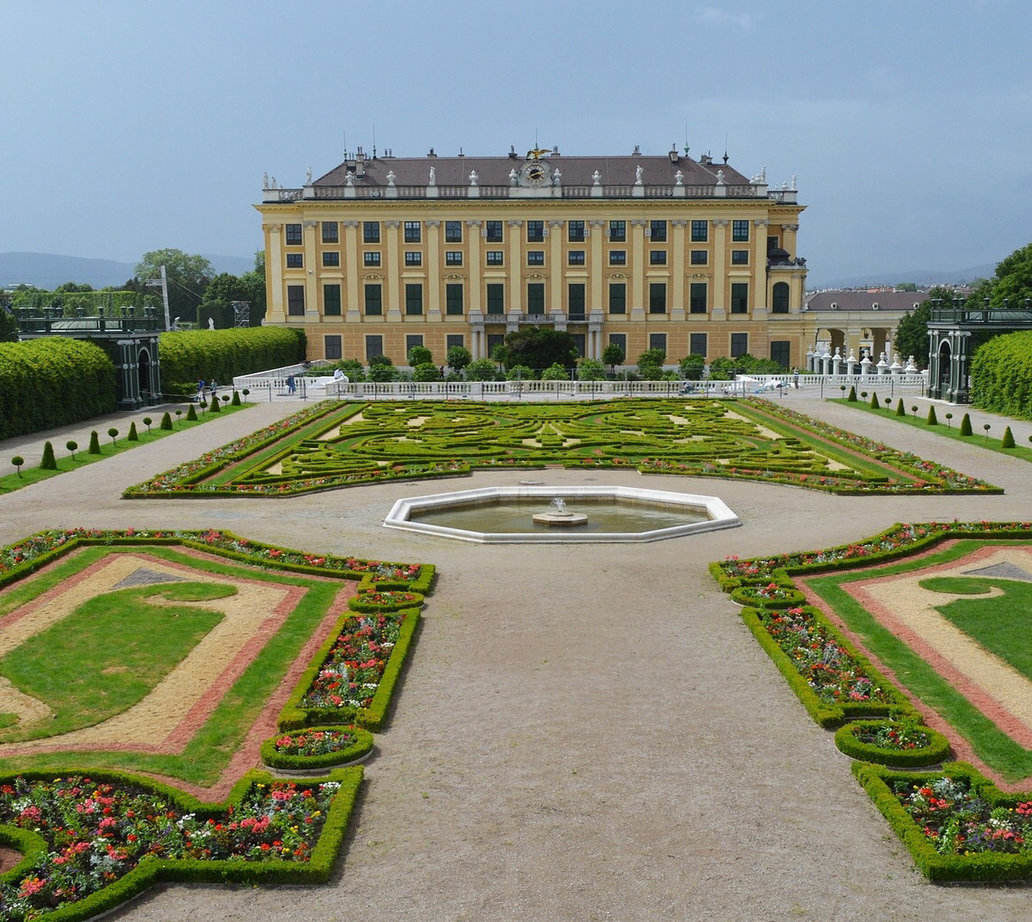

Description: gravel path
[1,395,1030,921]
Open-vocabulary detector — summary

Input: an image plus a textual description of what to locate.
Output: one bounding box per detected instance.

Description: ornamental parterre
[0,776,340,920]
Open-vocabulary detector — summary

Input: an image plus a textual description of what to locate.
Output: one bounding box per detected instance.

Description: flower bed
[261,726,374,772]
[854,762,1032,881]
[0,768,361,921]
[835,719,951,768]
[348,589,424,613]
[728,581,806,609]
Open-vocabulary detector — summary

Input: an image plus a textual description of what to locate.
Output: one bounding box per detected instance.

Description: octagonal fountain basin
[383,485,740,544]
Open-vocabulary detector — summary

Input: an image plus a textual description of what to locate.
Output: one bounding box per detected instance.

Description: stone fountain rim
[382,484,741,544]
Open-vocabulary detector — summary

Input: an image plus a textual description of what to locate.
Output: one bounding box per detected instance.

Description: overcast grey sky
[2,0,1029,284]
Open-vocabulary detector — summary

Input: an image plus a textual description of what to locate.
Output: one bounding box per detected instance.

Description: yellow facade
[257,149,809,368]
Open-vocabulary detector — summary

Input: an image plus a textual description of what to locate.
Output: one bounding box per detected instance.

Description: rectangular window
[403,221,421,243]
[405,334,423,357]
[609,250,626,266]
[321,222,339,244]
[527,250,544,266]
[364,283,382,316]
[568,250,585,266]
[690,282,707,314]
[649,332,667,355]
[732,219,750,242]
[609,220,626,242]
[286,253,303,268]
[527,282,545,315]
[689,332,707,357]
[568,220,585,242]
[527,220,544,242]
[731,332,749,357]
[568,283,585,316]
[404,251,422,266]
[287,285,305,316]
[690,250,707,265]
[445,221,462,243]
[487,333,505,356]
[571,333,586,357]
[691,220,708,242]
[649,282,667,314]
[322,251,340,267]
[730,282,749,314]
[445,251,463,266]
[770,340,791,368]
[405,283,423,315]
[363,221,380,243]
[649,220,667,242]
[365,334,383,361]
[363,251,381,267]
[485,220,503,242]
[609,282,626,314]
[323,284,341,316]
[486,283,505,315]
[324,334,342,360]
[649,250,667,266]
[731,250,749,265]
[608,333,626,357]
[285,223,302,245]
[446,333,465,350]
[767,234,780,254]
[446,283,463,315]
[486,250,504,265]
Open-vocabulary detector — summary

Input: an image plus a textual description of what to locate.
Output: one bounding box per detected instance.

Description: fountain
[532,496,589,527]
[383,485,740,544]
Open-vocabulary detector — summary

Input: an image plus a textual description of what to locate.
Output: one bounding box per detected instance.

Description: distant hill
[809,263,996,290]
[1,252,256,290]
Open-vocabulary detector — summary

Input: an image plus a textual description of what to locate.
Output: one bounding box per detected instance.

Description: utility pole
[145,265,171,330]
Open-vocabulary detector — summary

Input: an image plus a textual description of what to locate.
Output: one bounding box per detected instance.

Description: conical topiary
[847,385,856,402]
[231,389,241,406]
[869,391,879,409]
[959,413,972,436]
[1002,425,1015,448]
[88,431,101,454]
[209,393,221,413]
[186,403,197,421]
[160,411,173,430]
[926,406,938,425]
[40,441,57,470]
[128,421,139,441]
[895,398,905,417]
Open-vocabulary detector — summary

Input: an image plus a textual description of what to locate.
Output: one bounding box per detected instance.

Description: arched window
[771,282,790,313]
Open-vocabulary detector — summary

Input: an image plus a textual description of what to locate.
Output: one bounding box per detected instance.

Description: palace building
[257,145,808,368]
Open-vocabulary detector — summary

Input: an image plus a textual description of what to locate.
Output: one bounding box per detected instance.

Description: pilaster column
[265,225,285,322]
[711,219,728,320]
[303,220,319,321]
[781,223,799,258]
[630,219,646,321]
[671,219,687,321]
[752,219,769,314]
[589,219,605,312]
[426,220,442,322]
[466,220,482,313]
[508,220,523,312]
[549,220,563,314]
[342,221,360,322]
[385,220,402,321]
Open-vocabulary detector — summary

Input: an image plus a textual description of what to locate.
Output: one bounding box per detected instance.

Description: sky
[2,0,1030,286]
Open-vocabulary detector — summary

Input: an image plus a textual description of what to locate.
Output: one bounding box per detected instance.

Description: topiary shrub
[847,385,857,402]
[1002,425,1015,448]
[209,392,221,413]
[65,440,78,460]
[40,441,57,470]
[869,391,880,409]
[128,421,139,441]
[88,431,102,454]
[959,413,972,436]
[160,411,173,430]
[231,389,241,406]
[895,398,905,417]
[10,456,24,477]
[186,403,197,421]
[926,406,938,425]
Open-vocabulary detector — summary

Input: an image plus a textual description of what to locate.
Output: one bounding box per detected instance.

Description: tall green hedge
[159,327,305,394]
[970,330,1032,418]
[0,338,117,439]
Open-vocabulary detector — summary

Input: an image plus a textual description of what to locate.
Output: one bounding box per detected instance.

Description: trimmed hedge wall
[0,338,117,439]
[159,327,305,395]
[970,329,1032,418]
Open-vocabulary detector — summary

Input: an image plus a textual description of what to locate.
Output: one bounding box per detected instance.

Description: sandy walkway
[1,395,1031,921]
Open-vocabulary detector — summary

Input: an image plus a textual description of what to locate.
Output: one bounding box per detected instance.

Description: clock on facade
[520,161,549,186]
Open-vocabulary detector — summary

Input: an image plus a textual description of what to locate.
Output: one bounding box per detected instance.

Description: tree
[368,356,398,382]
[576,359,606,381]
[505,364,535,380]
[637,348,665,380]
[412,362,441,382]
[446,345,471,374]
[602,342,625,373]
[541,363,570,381]
[0,307,17,343]
[131,249,214,324]
[986,241,1032,307]
[465,358,498,381]
[679,354,705,380]
[894,286,957,369]
[408,345,433,367]
[501,327,577,371]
